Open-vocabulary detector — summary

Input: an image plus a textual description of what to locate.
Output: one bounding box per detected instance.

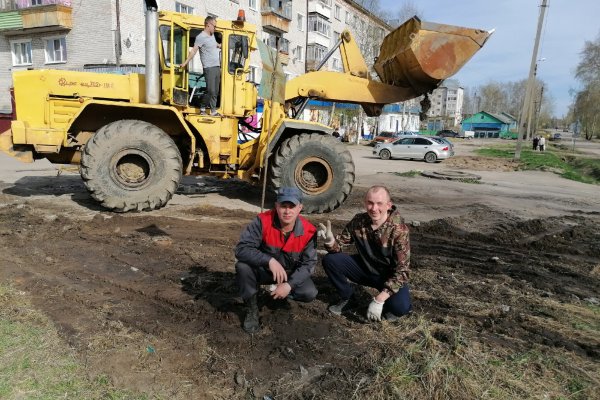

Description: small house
[461,111,517,138]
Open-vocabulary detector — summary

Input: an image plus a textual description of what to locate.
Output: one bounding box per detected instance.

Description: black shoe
[243,294,260,333]
[328,298,350,315]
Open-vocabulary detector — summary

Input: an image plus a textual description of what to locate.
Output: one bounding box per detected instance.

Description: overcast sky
[378,0,599,117]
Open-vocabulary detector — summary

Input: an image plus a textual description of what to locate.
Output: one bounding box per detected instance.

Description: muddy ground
[0,143,599,398]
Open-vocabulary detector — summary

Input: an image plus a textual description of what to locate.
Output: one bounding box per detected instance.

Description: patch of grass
[0,284,146,400]
[457,178,481,184]
[344,315,599,400]
[393,170,422,178]
[475,146,600,184]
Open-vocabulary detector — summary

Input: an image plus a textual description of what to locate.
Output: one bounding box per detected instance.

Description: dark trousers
[322,253,412,316]
[235,261,317,302]
[202,66,221,110]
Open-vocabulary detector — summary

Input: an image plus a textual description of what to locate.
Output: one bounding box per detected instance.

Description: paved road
[1,138,599,221]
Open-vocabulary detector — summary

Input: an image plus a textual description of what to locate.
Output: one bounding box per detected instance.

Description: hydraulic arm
[285,17,492,117]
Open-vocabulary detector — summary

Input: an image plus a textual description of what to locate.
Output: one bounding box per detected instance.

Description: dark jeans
[202,66,221,110]
[322,252,412,316]
[235,261,317,302]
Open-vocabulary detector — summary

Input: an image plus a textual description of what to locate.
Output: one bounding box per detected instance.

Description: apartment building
[0,0,396,119]
[426,78,464,127]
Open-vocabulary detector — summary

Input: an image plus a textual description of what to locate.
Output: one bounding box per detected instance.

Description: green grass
[0,284,147,400]
[475,146,600,184]
[393,170,422,177]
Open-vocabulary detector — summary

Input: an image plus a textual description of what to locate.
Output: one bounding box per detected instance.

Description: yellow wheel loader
[0,1,491,213]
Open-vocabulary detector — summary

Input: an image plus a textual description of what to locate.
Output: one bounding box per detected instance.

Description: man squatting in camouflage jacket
[235,187,318,333]
[319,185,412,321]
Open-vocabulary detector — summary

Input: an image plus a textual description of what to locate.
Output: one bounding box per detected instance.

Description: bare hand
[271,282,291,300]
[317,220,335,245]
[268,258,288,284]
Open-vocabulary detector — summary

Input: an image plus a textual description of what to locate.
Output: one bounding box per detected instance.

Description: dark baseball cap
[276,187,303,205]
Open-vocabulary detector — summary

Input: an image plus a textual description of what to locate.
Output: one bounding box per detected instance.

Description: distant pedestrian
[539,136,546,152]
[532,136,539,151]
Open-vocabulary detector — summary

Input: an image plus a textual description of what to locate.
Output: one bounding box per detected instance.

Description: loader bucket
[374,17,492,95]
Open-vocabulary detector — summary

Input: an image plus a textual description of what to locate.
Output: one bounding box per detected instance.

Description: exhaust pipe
[144,1,160,105]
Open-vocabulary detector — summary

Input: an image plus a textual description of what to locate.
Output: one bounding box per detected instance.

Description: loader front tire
[270,133,355,213]
[80,120,182,212]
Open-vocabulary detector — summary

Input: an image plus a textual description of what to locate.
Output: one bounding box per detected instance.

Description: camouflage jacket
[326,206,410,292]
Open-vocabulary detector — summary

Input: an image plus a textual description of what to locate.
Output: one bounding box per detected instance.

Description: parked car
[373,136,454,163]
[430,136,454,149]
[549,133,562,141]
[437,129,459,138]
[369,131,417,146]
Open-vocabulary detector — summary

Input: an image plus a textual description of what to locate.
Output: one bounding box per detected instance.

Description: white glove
[367,298,384,321]
[317,220,335,246]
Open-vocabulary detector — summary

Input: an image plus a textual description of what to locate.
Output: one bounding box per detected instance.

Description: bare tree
[396,0,424,23]
[572,32,600,139]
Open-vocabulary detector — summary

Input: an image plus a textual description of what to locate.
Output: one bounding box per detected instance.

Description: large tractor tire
[270,133,355,213]
[80,120,182,212]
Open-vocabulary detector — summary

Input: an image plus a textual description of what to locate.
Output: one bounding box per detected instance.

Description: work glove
[317,220,335,246]
[367,298,385,322]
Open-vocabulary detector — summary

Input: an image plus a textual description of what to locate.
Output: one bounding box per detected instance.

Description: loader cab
[157,11,258,117]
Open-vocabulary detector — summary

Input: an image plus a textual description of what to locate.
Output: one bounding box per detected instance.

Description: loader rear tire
[270,133,355,213]
[80,120,182,212]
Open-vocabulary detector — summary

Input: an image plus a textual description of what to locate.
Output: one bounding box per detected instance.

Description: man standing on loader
[235,187,318,333]
[180,16,221,116]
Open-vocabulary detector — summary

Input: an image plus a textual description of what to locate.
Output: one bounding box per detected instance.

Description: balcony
[308,0,331,19]
[0,0,72,35]
[261,0,291,33]
[263,35,290,65]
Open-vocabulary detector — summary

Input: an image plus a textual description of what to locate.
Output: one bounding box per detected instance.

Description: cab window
[159,25,186,67]
[228,35,249,74]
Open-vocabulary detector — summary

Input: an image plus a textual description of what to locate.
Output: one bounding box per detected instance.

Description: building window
[307,44,327,63]
[332,58,341,71]
[297,13,304,32]
[295,45,304,62]
[31,0,42,5]
[175,2,194,14]
[334,4,340,20]
[11,39,32,66]
[345,11,351,23]
[44,36,67,64]
[308,14,331,38]
[332,31,340,46]
[263,32,289,53]
[249,0,257,10]
[247,65,259,83]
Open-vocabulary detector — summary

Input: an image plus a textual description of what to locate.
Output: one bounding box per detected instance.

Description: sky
[377,0,600,117]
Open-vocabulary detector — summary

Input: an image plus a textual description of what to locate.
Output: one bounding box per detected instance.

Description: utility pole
[115,0,122,67]
[515,0,548,160]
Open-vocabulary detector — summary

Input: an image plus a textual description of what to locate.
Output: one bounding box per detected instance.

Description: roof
[463,111,517,125]
[487,112,514,124]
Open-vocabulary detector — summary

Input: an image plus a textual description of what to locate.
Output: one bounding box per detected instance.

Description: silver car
[373,136,454,163]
